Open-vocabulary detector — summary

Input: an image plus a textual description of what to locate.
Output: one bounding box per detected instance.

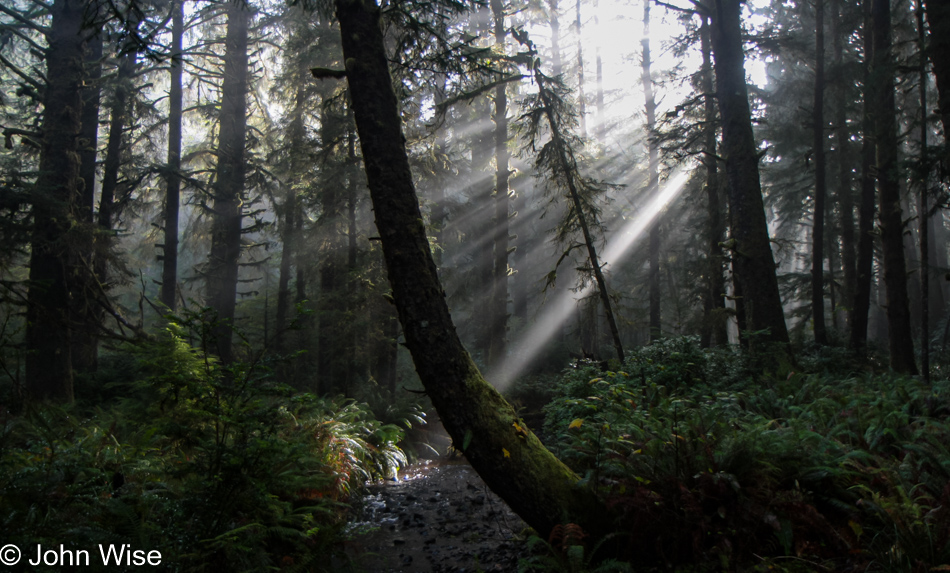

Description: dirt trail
[345,459,529,572]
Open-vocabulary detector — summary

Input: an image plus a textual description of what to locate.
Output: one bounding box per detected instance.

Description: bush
[539,337,950,571]
[0,322,408,572]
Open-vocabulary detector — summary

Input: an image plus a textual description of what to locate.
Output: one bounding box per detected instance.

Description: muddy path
[345,459,530,572]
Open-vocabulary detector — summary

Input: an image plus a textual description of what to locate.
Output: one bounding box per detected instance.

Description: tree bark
[709,0,791,356]
[488,0,510,371]
[643,0,661,342]
[161,0,184,311]
[870,0,917,374]
[811,0,828,346]
[851,0,876,352]
[832,0,855,333]
[25,0,85,402]
[923,0,950,170]
[917,0,930,382]
[205,0,249,363]
[332,0,608,540]
[699,13,727,348]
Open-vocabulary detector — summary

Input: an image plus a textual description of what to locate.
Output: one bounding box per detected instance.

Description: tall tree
[25,0,86,401]
[870,0,916,374]
[851,0,876,352]
[699,12,728,348]
[488,0,510,370]
[708,0,791,357]
[161,0,184,311]
[917,0,930,382]
[811,0,828,345]
[923,0,950,170]
[205,0,250,363]
[642,0,660,341]
[329,0,608,539]
[832,0,855,333]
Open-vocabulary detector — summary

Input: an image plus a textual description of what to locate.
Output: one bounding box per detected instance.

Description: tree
[870,0,916,374]
[923,0,950,170]
[328,0,608,539]
[205,0,250,363]
[642,0,661,341]
[708,0,791,357]
[24,0,86,401]
[488,0,510,370]
[160,0,184,311]
[698,11,728,348]
[811,0,828,345]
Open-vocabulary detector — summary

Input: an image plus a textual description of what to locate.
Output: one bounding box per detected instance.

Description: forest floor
[344,458,530,572]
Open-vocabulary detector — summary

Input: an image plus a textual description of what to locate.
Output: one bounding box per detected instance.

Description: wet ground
[344,459,529,572]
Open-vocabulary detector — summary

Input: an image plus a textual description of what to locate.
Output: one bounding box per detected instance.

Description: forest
[1,0,950,569]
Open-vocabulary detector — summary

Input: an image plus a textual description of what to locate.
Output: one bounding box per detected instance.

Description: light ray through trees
[494,168,692,388]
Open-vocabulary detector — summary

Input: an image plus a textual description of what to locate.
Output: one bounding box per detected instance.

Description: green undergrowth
[535,338,950,572]
[0,322,410,572]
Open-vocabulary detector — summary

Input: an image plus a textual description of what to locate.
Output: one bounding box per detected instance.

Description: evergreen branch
[0,22,47,53]
[653,0,705,15]
[434,73,524,112]
[0,4,48,36]
[0,52,44,92]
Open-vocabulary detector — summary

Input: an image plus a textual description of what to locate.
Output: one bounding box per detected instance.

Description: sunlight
[493,168,693,389]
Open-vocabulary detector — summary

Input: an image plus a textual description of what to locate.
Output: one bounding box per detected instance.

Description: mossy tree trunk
[331,0,609,540]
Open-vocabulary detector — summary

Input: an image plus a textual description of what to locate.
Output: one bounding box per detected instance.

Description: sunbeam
[492,167,693,389]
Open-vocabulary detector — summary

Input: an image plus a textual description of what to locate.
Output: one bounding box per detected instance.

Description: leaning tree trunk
[870,0,917,374]
[811,0,828,346]
[205,0,249,363]
[330,0,608,540]
[161,0,184,311]
[709,0,791,358]
[25,0,85,402]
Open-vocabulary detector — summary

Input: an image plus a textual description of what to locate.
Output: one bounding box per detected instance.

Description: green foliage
[540,337,950,571]
[0,322,408,571]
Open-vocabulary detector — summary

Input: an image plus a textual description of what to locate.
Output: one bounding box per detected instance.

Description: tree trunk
[917,0,930,382]
[643,0,661,342]
[832,0,855,333]
[548,0,561,76]
[161,0,184,311]
[709,0,791,357]
[25,0,85,402]
[331,0,608,540]
[923,0,950,170]
[699,13,727,348]
[851,0,876,352]
[575,0,587,138]
[870,0,917,374]
[488,0,510,371]
[205,0,249,363]
[811,0,828,346]
[275,82,306,351]
[71,24,102,375]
